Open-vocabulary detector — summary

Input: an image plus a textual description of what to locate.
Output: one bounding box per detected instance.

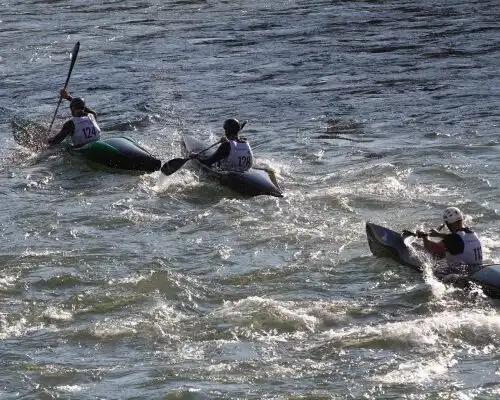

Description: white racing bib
[446,229,482,267]
[72,114,101,146]
[218,140,253,172]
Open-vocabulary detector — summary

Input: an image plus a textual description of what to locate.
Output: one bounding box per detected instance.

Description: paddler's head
[70,97,86,116]
[223,118,241,139]
[442,206,464,231]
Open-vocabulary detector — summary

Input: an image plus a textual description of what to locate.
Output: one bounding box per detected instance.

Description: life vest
[217,140,253,172]
[71,114,101,146]
[445,229,482,267]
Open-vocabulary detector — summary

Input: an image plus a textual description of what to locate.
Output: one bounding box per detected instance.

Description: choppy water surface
[1,0,500,399]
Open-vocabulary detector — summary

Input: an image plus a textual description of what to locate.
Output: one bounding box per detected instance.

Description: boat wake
[11,117,50,152]
[402,243,448,298]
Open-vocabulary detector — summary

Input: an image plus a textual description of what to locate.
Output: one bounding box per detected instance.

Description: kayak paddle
[402,223,445,244]
[48,41,80,134]
[160,120,248,176]
[160,141,220,176]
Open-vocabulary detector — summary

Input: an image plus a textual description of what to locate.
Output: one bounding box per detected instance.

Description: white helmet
[443,206,463,224]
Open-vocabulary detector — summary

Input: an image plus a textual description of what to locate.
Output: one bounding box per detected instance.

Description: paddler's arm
[197,141,231,166]
[60,88,98,119]
[428,229,447,239]
[47,120,74,146]
[417,230,446,258]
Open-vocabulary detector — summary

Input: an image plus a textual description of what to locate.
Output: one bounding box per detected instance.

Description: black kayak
[69,137,161,173]
[366,222,500,298]
[179,135,283,197]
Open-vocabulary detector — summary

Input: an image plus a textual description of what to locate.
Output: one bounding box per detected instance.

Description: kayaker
[190,118,253,172]
[416,206,483,276]
[47,88,101,147]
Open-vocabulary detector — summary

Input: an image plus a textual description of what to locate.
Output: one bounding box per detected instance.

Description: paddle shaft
[195,141,220,156]
[403,223,446,238]
[48,41,80,133]
[251,140,269,150]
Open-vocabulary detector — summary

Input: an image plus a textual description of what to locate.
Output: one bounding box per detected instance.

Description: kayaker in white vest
[416,206,483,276]
[47,88,101,147]
[190,118,253,172]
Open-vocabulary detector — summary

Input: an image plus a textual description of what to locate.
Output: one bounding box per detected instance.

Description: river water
[1,0,500,399]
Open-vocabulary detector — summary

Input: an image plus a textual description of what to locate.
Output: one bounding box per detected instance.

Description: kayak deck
[70,137,161,173]
[181,135,283,198]
[366,222,500,298]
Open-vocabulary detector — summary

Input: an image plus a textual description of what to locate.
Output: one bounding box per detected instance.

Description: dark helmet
[223,118,241,135]
[70,97,85,110]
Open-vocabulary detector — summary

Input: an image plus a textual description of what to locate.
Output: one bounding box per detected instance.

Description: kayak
[69,137,161,173]
[12,119,161,173]
[180,135,283,198]
[366,222,500,298]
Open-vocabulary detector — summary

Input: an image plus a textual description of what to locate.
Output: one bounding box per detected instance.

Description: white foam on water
[21,249,62,257]
[322,309,500,351]
[56,385,83,393]
[0,315,27,340]
[0,313,44,340]
[119,208,162,223]
[421,260,451,299]
[480,234,500,263]
[404,243,456,299]
[107,272,152,285]
[0,274,18,289]
[212,296,339,336]
[215,243,233,260]
[91,319,139,338]
[154,168,203,194]
[42,306,73,321]
[365,176,410,198]
[253,156,292,182]
[179,342,206,361]
[371,354,456,385]
[148,300,189,336]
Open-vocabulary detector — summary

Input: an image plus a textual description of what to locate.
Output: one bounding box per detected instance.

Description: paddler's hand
[416,230,428,239]
[60,88,71,100]
[428,228,441,237]
[401,229,414,238]
[220,136,228,143]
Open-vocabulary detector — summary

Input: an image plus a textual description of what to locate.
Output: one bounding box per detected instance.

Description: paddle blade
[160,158,188,176]
[65,41,80,88]
[71,42,80,61]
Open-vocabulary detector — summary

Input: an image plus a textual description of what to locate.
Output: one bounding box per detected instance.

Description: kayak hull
[69,137,161,173]
[181,135,283,197]
[366,221,424,271]
[366,222,500,298]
